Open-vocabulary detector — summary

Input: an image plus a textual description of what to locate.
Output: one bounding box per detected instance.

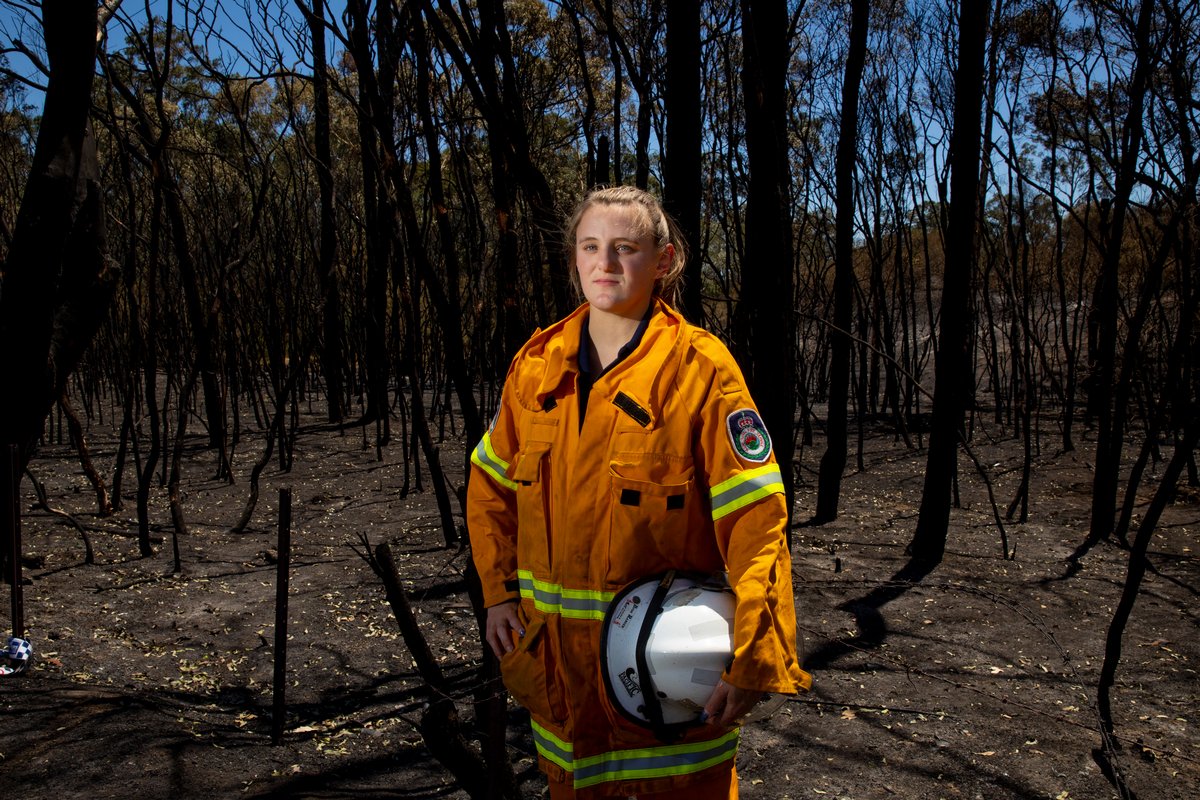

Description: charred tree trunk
[231,357,311,534]
[602,0,624,186]
[665,0,702,320]
[167,363,202,573]
[411,9,484,451]
[103,17,228,465]
[737,0,796,526]
[0,2,114,472]
[346,2,464,548]
[418,0,527,359]
[1079,0,1159,557]
[110,374,134,511]
[158,169,227,458]
[390,188,461,549]
[302,0,346,423]
[908,0,990,565]
[348,0,393,441]
[1095,417,1199,788]
[419,0,573,332]
[132,183,167,558]
[59,394,112,516]
[814,0,869,524]
[562,0,602,190]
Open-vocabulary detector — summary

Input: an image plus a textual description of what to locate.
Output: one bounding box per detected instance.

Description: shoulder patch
[726,408,772,463]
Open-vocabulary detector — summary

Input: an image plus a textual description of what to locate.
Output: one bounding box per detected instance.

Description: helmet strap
[634,570,685,743]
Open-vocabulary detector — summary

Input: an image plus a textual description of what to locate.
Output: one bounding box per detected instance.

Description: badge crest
[726,408,772,463]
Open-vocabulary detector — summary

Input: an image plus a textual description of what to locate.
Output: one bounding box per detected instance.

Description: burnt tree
[665,0,703,321]
[908,0,991,565]
[737,0,797,522]
[814,0,870,524]
[0,1,116,575]
[0,3,115,469]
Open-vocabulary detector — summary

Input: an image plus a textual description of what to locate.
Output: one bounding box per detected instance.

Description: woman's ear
[657,243,675,276]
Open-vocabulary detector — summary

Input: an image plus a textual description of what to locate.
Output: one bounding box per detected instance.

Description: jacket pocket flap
[510,441,551,483]
[609,466,693,497]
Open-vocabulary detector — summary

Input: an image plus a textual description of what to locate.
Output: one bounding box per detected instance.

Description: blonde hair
[564,186,688,308]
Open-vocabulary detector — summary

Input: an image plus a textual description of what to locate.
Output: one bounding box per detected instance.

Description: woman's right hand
[485,601,524,659]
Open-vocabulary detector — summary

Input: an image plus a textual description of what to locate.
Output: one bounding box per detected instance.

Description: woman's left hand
[702,680,765,728]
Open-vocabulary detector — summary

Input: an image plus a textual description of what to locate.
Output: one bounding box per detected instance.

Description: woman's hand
[702,679,765,728]
[484,601,524,659]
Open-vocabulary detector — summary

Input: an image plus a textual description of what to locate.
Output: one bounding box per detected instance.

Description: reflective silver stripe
[531,719,739,788]
[471,432,517,490]
[518,571,612,619]
[709,464,784,520]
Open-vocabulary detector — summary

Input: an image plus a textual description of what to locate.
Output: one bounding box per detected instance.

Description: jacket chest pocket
[606,460,701,586]
[510,434,554,575]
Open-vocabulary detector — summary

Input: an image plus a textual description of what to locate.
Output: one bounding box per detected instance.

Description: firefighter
[468,186,811,799]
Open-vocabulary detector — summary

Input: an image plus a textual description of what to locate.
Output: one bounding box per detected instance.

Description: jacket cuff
[483,578,521,608]
[724,656,811,695]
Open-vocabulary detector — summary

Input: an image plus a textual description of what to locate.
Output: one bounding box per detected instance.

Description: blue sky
[0,1,345,111]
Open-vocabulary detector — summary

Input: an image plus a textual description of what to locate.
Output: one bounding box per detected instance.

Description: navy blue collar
[579,304,655,380]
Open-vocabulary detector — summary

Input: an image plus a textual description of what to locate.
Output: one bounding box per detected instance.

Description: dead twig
[353,533,519,800]
[23,468,94,564]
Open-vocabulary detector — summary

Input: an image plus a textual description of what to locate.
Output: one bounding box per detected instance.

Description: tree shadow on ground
[245,751,471,799]
[775,696,1050,799]
[802,557,938,671]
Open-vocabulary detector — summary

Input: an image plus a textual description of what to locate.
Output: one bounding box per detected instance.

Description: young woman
[468,186,810,799]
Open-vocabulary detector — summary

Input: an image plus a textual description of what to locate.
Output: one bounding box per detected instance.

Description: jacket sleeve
[467,383,522,609]
[695,358,811,696]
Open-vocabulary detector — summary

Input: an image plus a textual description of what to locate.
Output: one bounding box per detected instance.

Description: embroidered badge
[726,408,772,463]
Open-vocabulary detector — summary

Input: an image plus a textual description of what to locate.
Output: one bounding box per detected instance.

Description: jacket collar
[513,299,687,428]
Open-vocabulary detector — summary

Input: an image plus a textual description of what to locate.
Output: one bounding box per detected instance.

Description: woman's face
[574,204,671,321]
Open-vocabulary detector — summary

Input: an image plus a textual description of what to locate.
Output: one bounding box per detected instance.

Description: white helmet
[601,571,736,737]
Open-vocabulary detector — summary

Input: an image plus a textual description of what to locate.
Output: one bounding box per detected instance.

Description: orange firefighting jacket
[467,300,811,797]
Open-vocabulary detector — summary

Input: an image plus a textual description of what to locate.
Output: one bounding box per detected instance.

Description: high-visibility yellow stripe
[518,570,614,619]
[530,719,739,789]
[531,719,574,772]
[471,432,517,490]
[709,464,784,520]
